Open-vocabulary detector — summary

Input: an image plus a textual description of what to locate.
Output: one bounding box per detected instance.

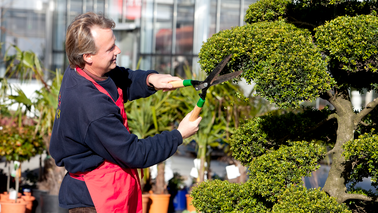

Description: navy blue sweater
[49,66,183,209]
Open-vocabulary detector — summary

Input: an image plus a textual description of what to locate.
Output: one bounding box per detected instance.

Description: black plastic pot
[40,194,68,213]
[31,189,49,213]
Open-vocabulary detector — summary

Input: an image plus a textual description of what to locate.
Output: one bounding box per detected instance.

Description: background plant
[124,89,179,194]
[0,44,63,195]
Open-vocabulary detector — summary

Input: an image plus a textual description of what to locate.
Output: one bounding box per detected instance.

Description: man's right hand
[177,111,202,139]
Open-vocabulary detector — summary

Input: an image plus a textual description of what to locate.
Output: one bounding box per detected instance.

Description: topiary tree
[191,0,378,212]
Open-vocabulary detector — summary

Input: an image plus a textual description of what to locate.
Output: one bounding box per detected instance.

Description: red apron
[69,67,142,213]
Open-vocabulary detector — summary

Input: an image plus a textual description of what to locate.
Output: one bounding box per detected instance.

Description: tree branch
[326,147,335,156]
[355,97,378,126]
[359,121,370,127]
[319,90,334,101]
[341,192,378,203]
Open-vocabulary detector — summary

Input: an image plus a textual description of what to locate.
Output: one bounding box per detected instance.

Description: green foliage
[272,185,351,213]
[230,107,335,165]
[124,90,178,138]
[0,124,45,162]
[356,106,378,135]
[168,172,185,190]
[191,179,268,213]
[347,187,376,198]
[247,141,326,202]
[191,141,327,211]
[199,20,335,108]
[34,70,62,137]
[343,130,378,188]
[315,15,378,73]
[244,0,291,24]
[4,45,44,83]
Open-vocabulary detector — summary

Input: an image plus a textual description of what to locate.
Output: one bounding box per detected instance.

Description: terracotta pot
[149,194,170,213]
[22,194,35,213]
[1,192,9,202]
[142,194,151,213]
[0,199,27,213]
[185,194,196,212]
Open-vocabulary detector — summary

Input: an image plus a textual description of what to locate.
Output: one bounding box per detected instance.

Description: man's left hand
[148,74,182,92]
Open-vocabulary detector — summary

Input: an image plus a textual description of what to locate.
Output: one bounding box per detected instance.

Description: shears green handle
[169,80,204,121]
[190,98,205,121]
[169,80,193,88]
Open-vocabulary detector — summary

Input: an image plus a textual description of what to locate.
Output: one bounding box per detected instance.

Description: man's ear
[83,53,93,64]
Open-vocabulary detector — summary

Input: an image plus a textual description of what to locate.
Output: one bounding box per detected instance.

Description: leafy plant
[0,116,45,202]
[124,89,179,194]
[1,45,63,195]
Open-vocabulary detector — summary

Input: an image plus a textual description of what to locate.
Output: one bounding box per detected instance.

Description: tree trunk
[37,157,66,195]
[323,90,356,203]
[198,145,207,183]
[236,160,247,183]
[154,162,166,194]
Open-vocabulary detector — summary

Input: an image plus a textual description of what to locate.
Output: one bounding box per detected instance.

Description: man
[49,12,201,213]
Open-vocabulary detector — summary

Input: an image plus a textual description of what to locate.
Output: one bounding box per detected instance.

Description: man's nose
[115,45,121,55]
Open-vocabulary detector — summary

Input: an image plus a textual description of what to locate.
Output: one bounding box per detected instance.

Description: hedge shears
[169,54,243,121]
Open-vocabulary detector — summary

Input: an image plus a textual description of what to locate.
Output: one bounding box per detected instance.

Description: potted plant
[167,172,186,212]
[124,89,180,213]
[2,45,65,212]
[0,117,44,213]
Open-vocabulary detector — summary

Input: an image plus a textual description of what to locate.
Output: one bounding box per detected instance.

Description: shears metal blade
[169,54,243,121]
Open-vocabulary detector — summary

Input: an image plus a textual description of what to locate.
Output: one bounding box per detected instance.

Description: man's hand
[177,111,202,139]
[148,74,182,91]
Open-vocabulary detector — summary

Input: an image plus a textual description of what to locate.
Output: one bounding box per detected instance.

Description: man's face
[89,27,121,74]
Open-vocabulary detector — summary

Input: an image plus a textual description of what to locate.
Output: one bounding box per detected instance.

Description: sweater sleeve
[109,67,158,101]
[84,113,183,169]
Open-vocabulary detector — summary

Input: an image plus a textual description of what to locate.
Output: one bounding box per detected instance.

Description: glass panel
[178,0,195,4]
[173,56,193,78]
[108,0,123,23]
[208,0,217,37]
[154,56,172,74]
[114,30,136,69]
[69,0,83,23]
[175,5,194,54]
[3,9,46,60]
[139,55,152,71]
[95,0,106,14]
[138,55,172,73]
[125,0,142,21]
[155,4,173,54]
[4,10,45,38]
[219,0,240,31]
[53,0,67,51]
[85,0,94,12]
[140,0,154,54]
[52,53,65,72]
[191,56,201,77]
[156,0,174,3]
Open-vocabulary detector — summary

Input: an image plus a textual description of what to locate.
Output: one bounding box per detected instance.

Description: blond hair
[65,12,115,68]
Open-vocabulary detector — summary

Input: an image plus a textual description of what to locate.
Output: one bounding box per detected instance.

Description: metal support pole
[240,0,244,26]
[171,0,177,75]
[216,0,220,33]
